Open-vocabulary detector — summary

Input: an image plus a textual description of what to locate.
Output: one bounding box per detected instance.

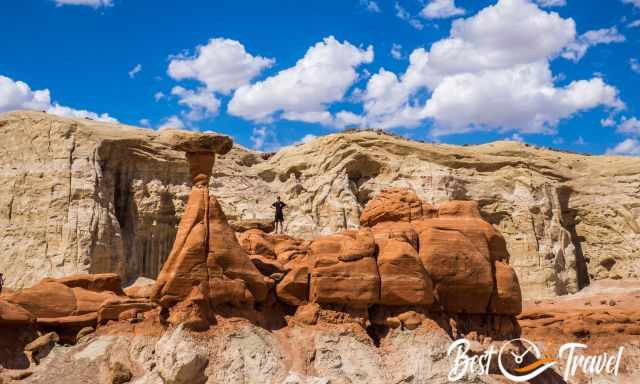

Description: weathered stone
[151,148,271,310]
[360,188,436,227]
[490,261,523,315]
[377,239,434,306]
[3,112,637,301]
[238,229,276,258]
[276,255,311,306]
[124,277,156,299]
[156,129,233,154]
[98,298,157,324]
[309,230,379,306]
[230,219,275,233]
[419,227,494,314]
[155,325,208,384]
[371,221,419,250]
[6,278,118,320]
[56,273,125,295]
[24,332,59,364]
[0,299,34,325]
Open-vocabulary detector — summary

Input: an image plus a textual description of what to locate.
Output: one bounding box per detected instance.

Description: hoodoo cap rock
[157,129,233,154]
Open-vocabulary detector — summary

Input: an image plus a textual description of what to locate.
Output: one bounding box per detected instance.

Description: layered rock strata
[2,110,639,301]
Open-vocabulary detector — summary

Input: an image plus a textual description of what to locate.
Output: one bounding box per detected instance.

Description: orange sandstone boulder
[206,196,272,305]
[377,239,434,306]
[97,297,157,324]
[309,229,379,306]
[437,200,482,218]
[413,217,508,263]
[7,279,119,319]
[489,261,522,315]
[229,219,275,233]
[7,280,77,318]
[419,227,494,314]
[238,229,276,258]
[0,299,35,325]
[150,188,210,303]
[276,255,312,306]
[273,237,308,264]
[151,149,271,310]
[360,188,436,227]
[56,273,125,295]
[371,221,419,250]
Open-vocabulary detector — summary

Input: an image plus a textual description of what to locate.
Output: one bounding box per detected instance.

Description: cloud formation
[168,38,274,94]
[53,0,113,8]
[534,0,566,7]
[360,0,381,13]
[228,36,373,125]
[561,27,625,62]
[171,86,220,121]
[0,75,116,122]
[606,139,640,156]
[420,0,465,19]
[350,0,622,136]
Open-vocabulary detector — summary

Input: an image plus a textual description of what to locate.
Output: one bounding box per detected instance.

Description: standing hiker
[0,273,4,294]
[272,196,287,234]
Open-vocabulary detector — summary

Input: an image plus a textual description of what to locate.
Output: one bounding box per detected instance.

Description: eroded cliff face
[1,111,639,299]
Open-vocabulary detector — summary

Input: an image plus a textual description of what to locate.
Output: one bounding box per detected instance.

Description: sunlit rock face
[1,110,639,300]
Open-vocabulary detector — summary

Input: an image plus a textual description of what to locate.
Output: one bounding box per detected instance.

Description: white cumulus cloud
[606,139,640,156]
[53,0,113,8]
[168,38,274,94]
[171,86,220,121]
[420,0,465,19]
[617,117,640,135]
[561,27,625,62]
[346,0,622,136]
[0,75,116,122]
[228,36,373,125]
[534,0,566,7]
[158,115,185,130]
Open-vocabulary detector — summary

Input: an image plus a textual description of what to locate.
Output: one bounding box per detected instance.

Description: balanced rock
[151,140,271,314]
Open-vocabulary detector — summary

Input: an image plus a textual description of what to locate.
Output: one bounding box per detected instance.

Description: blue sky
[1,0,640,155]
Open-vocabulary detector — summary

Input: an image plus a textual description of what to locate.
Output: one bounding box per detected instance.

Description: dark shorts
[275,213,284,222]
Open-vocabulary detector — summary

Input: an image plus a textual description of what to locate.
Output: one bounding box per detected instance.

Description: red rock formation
[419,227,494,313]
[359,188,436,227]
[0,300,34,326]
[309,229,379,306]
[377,239,434,306]
[151,132,271,321]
